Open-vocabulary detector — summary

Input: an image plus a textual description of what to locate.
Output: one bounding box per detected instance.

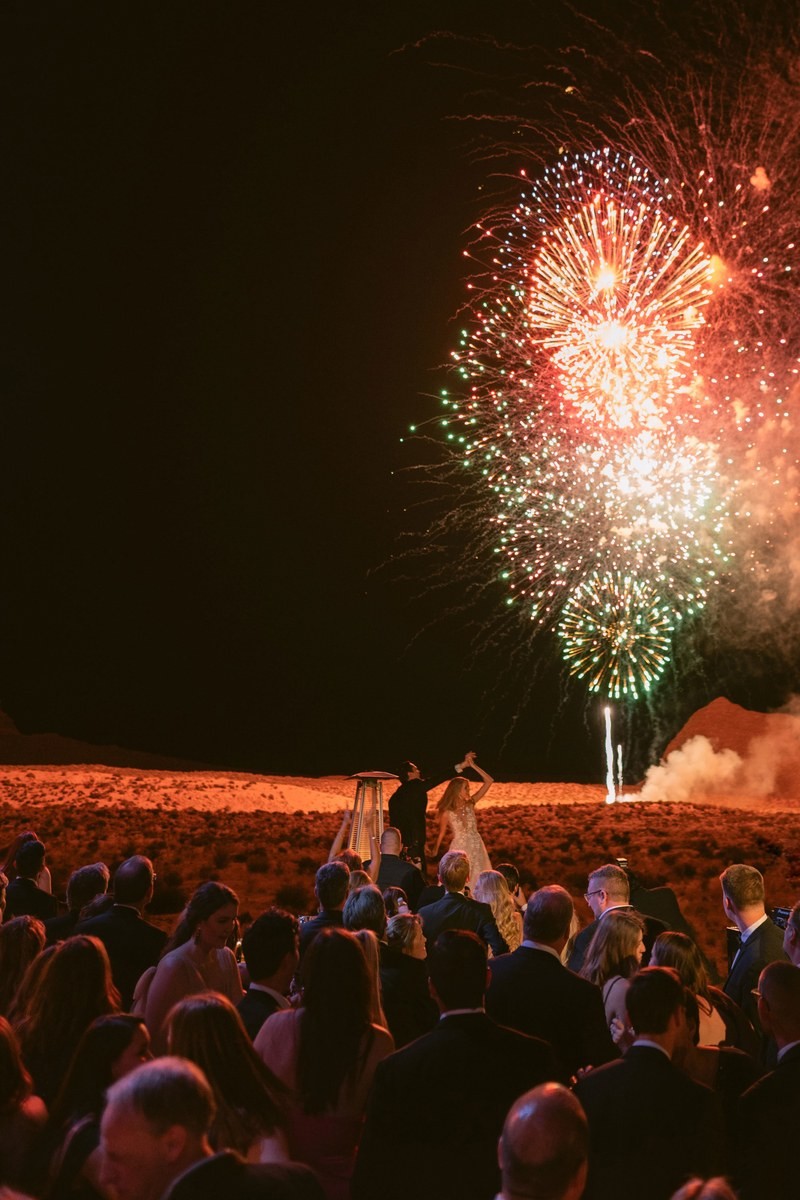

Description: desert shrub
[274,883,310,914]
[247,852,270,874]
[149,883,187,915]
[214,848,230,869]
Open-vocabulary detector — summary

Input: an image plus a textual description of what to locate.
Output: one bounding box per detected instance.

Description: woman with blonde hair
[472,870,522,953]
[166,992,288,1162]
[580,909,645,1050]
[352,929,388,1030]
[431,751,493,878]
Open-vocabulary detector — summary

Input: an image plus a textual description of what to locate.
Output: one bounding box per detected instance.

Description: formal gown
[447,803,491,878]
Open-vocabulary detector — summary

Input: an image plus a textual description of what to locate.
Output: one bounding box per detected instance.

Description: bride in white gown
[431,751,493,880]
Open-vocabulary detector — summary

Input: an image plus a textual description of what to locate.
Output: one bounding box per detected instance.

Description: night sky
[2,2,793,782]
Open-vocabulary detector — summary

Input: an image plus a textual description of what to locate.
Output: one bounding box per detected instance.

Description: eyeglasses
[584,890,602,902]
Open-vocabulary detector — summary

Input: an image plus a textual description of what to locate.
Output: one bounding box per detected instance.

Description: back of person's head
[428,929,487,1010]
[0,1015,33,1116]
[626,966,685,1037]
[759,960,800,1041]
[472,870,510,908]
[241,908,298,981]
[50,1014,150,1125]
[524,886,574,945]
[343,884,387,940]
[387,913,421,954]
[67,863,110,913]
[113,856,155,907]
[336,848,364,873]
[439,850,470,892]
[380,827,402,855]
[398,761,416,783]
[669,1179,738,1200]
[105,1055,215,1137]
[297,928,373,1113]
[16,839,46,880]
[382,886,409,917]
[165,881,238,953]
[650,932,710,999]
[588,863,629,903]
[0,915,46,1016]
[16,935,120,1057]
[496,863,521,893]
[499,1081,588,1200]
[720,864,765,911]
[315,860,350,910]
[347,869,371,893]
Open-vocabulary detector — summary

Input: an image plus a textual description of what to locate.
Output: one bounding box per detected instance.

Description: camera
[770,906,792,930]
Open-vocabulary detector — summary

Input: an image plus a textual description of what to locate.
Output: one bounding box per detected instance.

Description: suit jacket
[567,905,667,973]
[352,1012,558,1200]
[375,854,426,910]
[736,1043,800,1199]
[574,1045,724,1200]
[487,945,618,1077]
[44,909,82,944]
[378,944,438,1048]
[5,877,58,921]
[77,904,167,1010]
[298,908,343,957]
[163,1151,325,1200]
[723,918,788,1034]
[237,987,283,1041]
[418,891,506,956]
[388,779,437,854]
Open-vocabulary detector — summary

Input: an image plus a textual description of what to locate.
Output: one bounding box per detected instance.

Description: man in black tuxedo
[388,761,448,868]
[237,908,299,1040]
[720,863,788,1036]
[498,1082,589,1200]
[375,827,425,909]
[352,929,558,1200]
[567,862,666,973]
[298,861,348,957]
[100,1058,324,1200]
[574,967,724,1200]
[418,850,506,955]
[5,839,57,920]
[78,855,166,1010]
[487,885,618,1078]
[737,961,800,1199]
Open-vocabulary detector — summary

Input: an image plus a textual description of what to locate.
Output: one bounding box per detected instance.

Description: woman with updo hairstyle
[141,881,243,1052]
[0,1016,47,1189]
[43,1014,151,1199]
[382,914,438,1049]
[166,992,288,1162]
[14,936,120,1107]
[580,909,646,1051]
[650,930,759,1057]
[253,927,393,1200]
[472,870,522,953]
[0,915,46,1017]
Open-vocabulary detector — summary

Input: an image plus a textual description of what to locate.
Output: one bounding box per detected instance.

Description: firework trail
[419,2,800,707]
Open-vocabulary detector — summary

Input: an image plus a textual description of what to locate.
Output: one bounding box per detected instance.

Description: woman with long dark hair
[0,915,46,1017]
[141,881,243,1051]
[166,992,288,1161]
[0,1016,47,1189]
[580,909,646,1051]
[44,1015,151,1199]
[253,928,393,1200]
[14,936,121,1107]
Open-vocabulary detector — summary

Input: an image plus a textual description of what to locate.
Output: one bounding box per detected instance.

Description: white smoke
[638,736,742,803]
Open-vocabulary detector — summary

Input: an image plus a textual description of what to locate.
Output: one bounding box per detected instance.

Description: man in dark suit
[737,961,800,1199]
[352,930,558,1200]
[374,827,425,909]
[44,861,110,944]
[487,885,618,1078]
[100,1058,324,1200]
[720,863,788,1036]
[78,855,166,1010]
[567,862,666,973]
[298,861,348,957]
[388,761,447,868]
[5,839,57,920]
[237,908,299,1040]
[574,967,723,1200]
[418,850,506,955]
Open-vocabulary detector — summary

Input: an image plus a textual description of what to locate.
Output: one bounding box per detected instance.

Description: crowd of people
[0,757,798,1200]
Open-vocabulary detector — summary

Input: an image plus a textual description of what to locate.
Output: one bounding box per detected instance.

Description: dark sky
[1,2,785,782]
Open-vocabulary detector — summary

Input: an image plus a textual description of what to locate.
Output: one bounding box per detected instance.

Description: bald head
[114,856,155,908]
[758,960,800,1047]
[499,1082,588,1200]
[380,827,402,855]
[523,886,574,947]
